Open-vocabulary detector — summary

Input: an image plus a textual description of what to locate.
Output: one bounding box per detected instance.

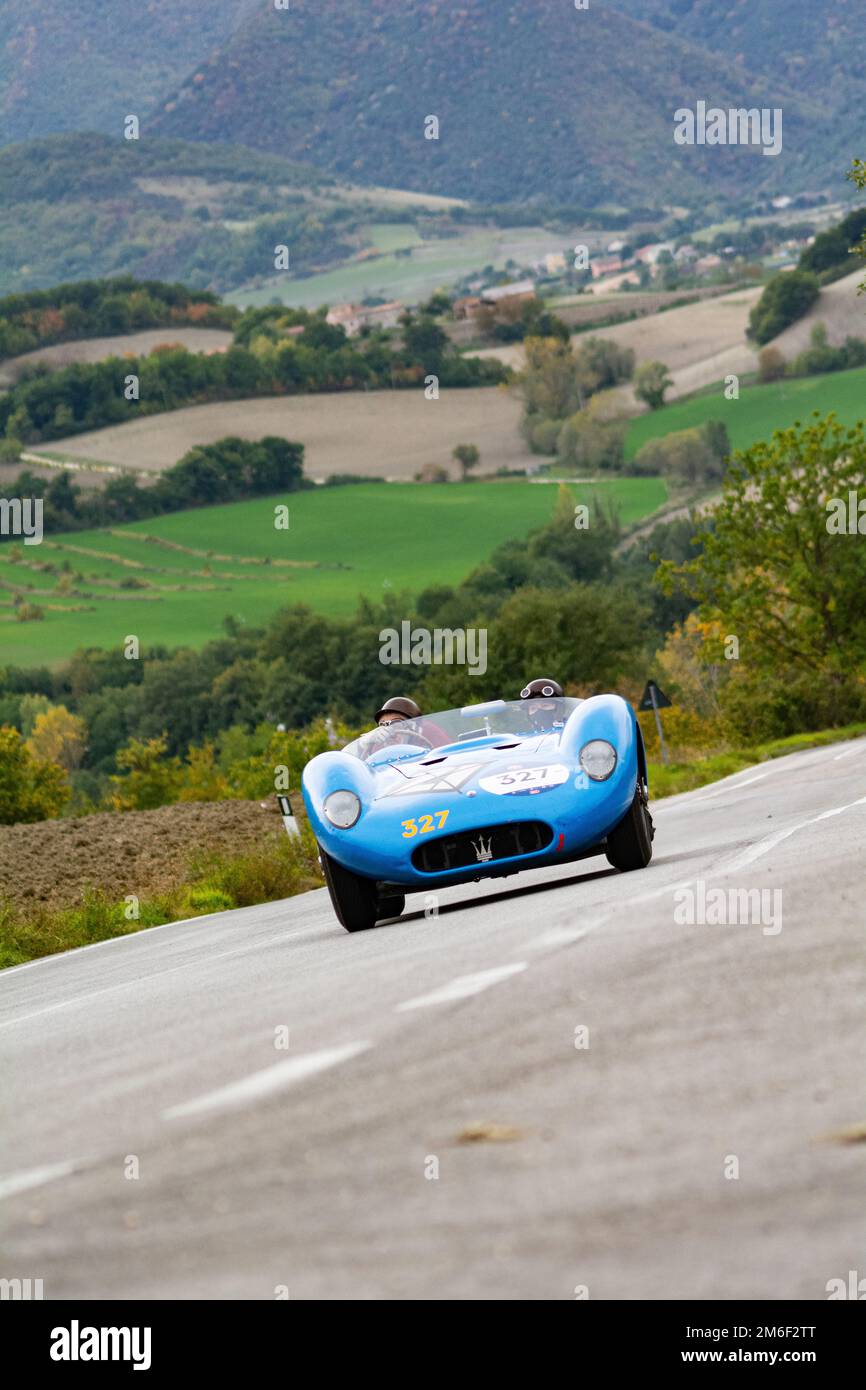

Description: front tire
[377,893,405,920]
[605,785,654,871]
[319,845,380,932]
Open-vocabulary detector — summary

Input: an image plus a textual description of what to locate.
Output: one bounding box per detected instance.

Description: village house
[480,279,536,307]
[635,242,674,265]
[453,295,483,320]
[326,301,404,338]
[589,256,623,279]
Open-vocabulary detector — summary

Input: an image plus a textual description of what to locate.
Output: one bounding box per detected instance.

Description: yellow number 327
[401,810,449,837]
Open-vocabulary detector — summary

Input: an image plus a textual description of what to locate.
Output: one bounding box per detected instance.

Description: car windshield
[343,697,582,762]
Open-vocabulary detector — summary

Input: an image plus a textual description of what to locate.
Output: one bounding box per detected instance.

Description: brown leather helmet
[373,695,422,723]
[519,678,563,700]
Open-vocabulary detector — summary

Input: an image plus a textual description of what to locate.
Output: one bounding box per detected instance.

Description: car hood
[369,733,567,800]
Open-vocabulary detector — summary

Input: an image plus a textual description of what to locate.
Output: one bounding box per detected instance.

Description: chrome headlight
[324,789,361,828]
[579,739,617,781]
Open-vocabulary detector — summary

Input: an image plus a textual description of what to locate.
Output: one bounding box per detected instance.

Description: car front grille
[410,820,553,874]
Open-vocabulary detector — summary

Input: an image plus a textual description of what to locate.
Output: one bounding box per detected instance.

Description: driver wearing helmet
[373,696,422,728]
[519,677,565,734]
[352,695,428,760]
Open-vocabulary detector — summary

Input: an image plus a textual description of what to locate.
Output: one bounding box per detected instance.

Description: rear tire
[605,785,654,871]
[319,845,380,932]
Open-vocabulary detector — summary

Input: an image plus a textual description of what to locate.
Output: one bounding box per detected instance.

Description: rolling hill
[0,133,460,295]
[0,0,257,145]
[148,0,824,208]
[3,1,863,214]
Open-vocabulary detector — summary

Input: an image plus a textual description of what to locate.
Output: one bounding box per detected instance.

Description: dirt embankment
[0,797,298,913]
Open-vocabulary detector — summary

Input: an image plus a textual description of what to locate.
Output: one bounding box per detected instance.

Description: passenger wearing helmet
[519,677,565,734]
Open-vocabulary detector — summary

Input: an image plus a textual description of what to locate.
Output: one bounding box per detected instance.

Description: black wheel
[605,784,654,871]
[319,845,380,932]
[377,893,405,920]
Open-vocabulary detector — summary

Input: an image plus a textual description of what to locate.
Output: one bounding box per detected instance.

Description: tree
[0,725,70,824]
[658,413,866,731]
[634,361,673,410]
[803,192,866,282]
[5,405,33,442]
[178,742,231,803]
[52,403,75,434]
[109,734,183,811]
[747,270,819,345]
[452,443,480,479]
[518,336,583,423]
[572,336,635,401]
[401,313,448,370]
[26,705,87,772]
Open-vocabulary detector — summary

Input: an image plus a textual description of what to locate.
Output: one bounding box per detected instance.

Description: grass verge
[647,722,866,798]
[0,829,322,969]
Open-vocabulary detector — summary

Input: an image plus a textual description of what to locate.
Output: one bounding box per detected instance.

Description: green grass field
[228,225,573,310]
[0,477,666,667]
[625,364,866,460]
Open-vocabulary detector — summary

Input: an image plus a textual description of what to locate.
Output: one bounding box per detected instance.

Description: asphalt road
[2,740,865,1301]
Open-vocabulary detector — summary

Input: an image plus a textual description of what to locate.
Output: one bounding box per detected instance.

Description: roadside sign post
[638,679,672,767]
[276,793,301,840]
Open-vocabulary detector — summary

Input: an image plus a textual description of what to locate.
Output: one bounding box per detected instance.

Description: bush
[526,415,562,455]
[414,463,450,482]
[789,324,866,378]
[757,345,786,382]
[556,411,627,471]
[633,422,727,484]
[323,473,386,486]
[0,438,22,464]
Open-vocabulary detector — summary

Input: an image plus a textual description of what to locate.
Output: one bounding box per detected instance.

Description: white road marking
[162,1042,371,1121]
[395,962,528,1012]
[721,795,866,875]
[690,773,768,803]
[834,744,866,761]
[527,926,590,950]
[0,1158,82,1201]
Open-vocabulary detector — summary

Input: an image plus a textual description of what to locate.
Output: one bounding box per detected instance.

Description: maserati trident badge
[471,834,494,863]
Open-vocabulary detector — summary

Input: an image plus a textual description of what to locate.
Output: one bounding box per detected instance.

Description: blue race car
[302,695,654,933]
